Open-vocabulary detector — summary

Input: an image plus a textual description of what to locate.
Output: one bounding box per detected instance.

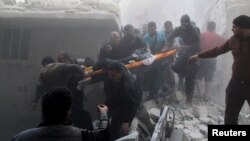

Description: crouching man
[12,87,110,141]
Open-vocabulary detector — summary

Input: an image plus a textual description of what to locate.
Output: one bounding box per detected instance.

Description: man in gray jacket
[12,87,110,141]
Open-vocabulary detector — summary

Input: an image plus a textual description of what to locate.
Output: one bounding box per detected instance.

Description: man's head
[207,21,216,32]
[84,57,95,67]
[232,15,250,38]
[180,14,191,29]
[110,31,121,47]
[57,52,72,64]
[123,24,135,38]
[147,21,157,36]
[41,56,55,67]
[164,21,173,33]
[42,87,72,124]
[106,61,125,83]
[134,28,141,36]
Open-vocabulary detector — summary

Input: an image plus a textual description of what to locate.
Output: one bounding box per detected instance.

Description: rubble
[170,102,225,141]
[189,132,204,141]
[199,117,210,124]
[199,125,208,136]
[169,129,184,141]
[149,108,161,118]
[180,109,194,121]
[128,99,250,141]
[193,106,208,119]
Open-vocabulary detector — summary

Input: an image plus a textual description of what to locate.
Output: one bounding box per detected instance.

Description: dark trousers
[146,68,162,97]
[161,64,176,97]
[109,110,134,140]
[185,70,196,99]
[225,79,250,124]
[177,65,197,100]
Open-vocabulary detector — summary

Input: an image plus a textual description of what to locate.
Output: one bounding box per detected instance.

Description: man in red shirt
[189,15,250,124]
[196,21,225,101]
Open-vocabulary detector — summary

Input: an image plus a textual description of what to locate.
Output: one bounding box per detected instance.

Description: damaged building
[0,0,250,141]
[0,0,120,140]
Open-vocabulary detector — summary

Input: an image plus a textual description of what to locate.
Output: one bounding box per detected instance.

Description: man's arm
[165,27,181,48]
[32,84,44,109]
[81,104,110,141]
[97,104,108,129]
[143,35,152,53]
[161,32,170,52]
[198,39,230,58]
[189,39,231,64]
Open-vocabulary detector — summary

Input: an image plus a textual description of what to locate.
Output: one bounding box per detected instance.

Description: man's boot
[186,94,193,107]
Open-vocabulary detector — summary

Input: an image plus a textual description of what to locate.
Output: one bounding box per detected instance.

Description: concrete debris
[170,102,225,141]
[189,132,204,141]
[207,106,221,116]
[199,117,210,124]
[193,106,208,119]
[169,129,184,141]
[199,125,208,136]
[208,118,218,125]
[149,108,161,118]
[213,104,225,113]
[174,124,184,130]
[143,100,159,110]
[136,99,249,140]
[149,108,161,122]
[180,110,194,120]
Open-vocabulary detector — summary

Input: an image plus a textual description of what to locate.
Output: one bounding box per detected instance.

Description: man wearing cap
[189,15,250,124]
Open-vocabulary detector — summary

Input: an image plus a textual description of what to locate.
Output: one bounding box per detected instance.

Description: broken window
[1,28,31,60]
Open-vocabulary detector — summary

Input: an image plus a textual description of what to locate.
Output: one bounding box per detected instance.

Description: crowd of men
[12,14,250,141]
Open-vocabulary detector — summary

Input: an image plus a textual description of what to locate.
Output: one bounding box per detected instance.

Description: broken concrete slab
[208,118,218,125]
[169,129,184,141]
[149,108,161,118]
[183,129,191,139]
[149,108,161,123]
[193,106,208,119]
[174,124,184,130]
[180,110,195,121]
[213,104,225,114]
[144,100,159,110]
[189,132,204,141]
[199,117,210,124]
[207,106,221,117]
[199,125,208,136]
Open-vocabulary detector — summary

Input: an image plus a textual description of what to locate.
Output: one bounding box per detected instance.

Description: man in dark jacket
[120,24,145,58]
[166,15,200,106]
[32,56,55,108]
[104,61,142,140]
[38,63,93,130]
[12,87,110,141]
[189,15,250,124]
[99,31,122,61]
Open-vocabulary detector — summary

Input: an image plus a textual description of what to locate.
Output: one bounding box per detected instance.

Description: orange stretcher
[81,49,177,85]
